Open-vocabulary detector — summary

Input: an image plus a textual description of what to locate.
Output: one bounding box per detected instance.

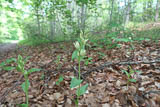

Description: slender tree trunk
[125,0,131,26]
[36,9,41,36]
[155,0,160,22]
[109,0,114,23]
[50,18,56,40]
[81,3,86,35]
[142,1,147,22]
[147,0,153,20]
[117,0,121,24]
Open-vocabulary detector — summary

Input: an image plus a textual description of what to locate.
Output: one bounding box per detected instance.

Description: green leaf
[76,84,88,96]
[18,55,23,61]
[24,56,31,64]
[129,79,137,82]
[85,60,89,65]
[28,68,41,74]
[88,57,93,60]
[18,103,28,107]
[16,66,21,72]
[0,62,6,67]
[122,70,130,78]
[70,77,82,88]
[56,75,64,85]
[21,79,30,93]
[74,99,78,106]
[6,58,16,64]
[135,70,141,73]
[3,66,15,71]
[72,50,78,60]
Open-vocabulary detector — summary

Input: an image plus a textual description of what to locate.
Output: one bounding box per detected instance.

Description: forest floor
[0,40,160,107]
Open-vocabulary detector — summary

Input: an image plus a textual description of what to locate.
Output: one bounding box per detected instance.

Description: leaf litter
[0,41,160,107]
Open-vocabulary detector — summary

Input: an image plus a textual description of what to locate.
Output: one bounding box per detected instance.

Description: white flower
[80,49,86,56]
[74,41,80,49]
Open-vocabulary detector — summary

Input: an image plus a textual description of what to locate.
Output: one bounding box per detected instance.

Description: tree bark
[36,9,41,36]
[50,19,55,39]
[125,0,131,26]
[147,0,153,20]
[81,3,87,35]
[109,0,114,23]
[155,0,160,22]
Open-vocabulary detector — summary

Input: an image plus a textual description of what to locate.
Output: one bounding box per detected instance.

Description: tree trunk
[147,0,153,20]
[109,0,114,23]
[50,19,56,40]
[36,9,41,36]
[142,1,147,21]
[155,0,160,22]
[81,3,87,35]
[125,0,131,26]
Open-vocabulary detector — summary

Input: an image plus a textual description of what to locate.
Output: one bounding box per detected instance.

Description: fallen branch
[81,59,160,77]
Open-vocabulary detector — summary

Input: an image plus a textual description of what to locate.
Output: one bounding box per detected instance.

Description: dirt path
[0,43,17,55]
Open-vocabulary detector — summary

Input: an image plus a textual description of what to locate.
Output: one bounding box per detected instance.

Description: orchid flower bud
[80,49,86,56]
[83,39,88,44]
[74,41,80,49]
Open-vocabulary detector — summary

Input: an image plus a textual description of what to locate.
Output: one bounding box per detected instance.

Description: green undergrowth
[18,38,51,46]
[18,22,160,47]
[18,35,77,46]
[133,28,160,41]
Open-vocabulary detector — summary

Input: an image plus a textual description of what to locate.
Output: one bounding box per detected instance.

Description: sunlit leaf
[28,68,41,74]
[76,84,88,96]
[0,62,6,67]
[56,75,64,85]
[72,50,78,60]
[122,70,130,78]
[129,79,136,82]
[6,58,16,63]
[21,79,30,93]
[18,103,28,107]
[3,66,15,71]
[70,77,82,88]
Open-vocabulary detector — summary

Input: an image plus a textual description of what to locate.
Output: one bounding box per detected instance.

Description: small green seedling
[2,55,41,107]
[122,66,140,88]
[56,75,64,86]
[71,33,88,107]
[0,58,16,71]
[97,52,105,59]
[40,72,45,80]
[84,57,93,66]
[55,55,62,69]
[16,55,41,107]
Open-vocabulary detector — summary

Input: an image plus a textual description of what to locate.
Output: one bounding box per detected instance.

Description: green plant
[55,55,62,70]
[84,57,93,66]
[122,66,140,88]
[0,58,16,71]
[97,52,105,59]
[15,55,41,107]
[56,75,64,86]
[1,55,41,107]
[14,55,40,107]
[40,72,45,80]
[71,34,88,107]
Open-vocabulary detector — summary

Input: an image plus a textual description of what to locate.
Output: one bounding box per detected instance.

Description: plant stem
[25,76,29,107]
[76,55,81,107]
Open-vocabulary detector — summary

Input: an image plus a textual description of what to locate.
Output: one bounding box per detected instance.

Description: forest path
[0,43,17,55]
